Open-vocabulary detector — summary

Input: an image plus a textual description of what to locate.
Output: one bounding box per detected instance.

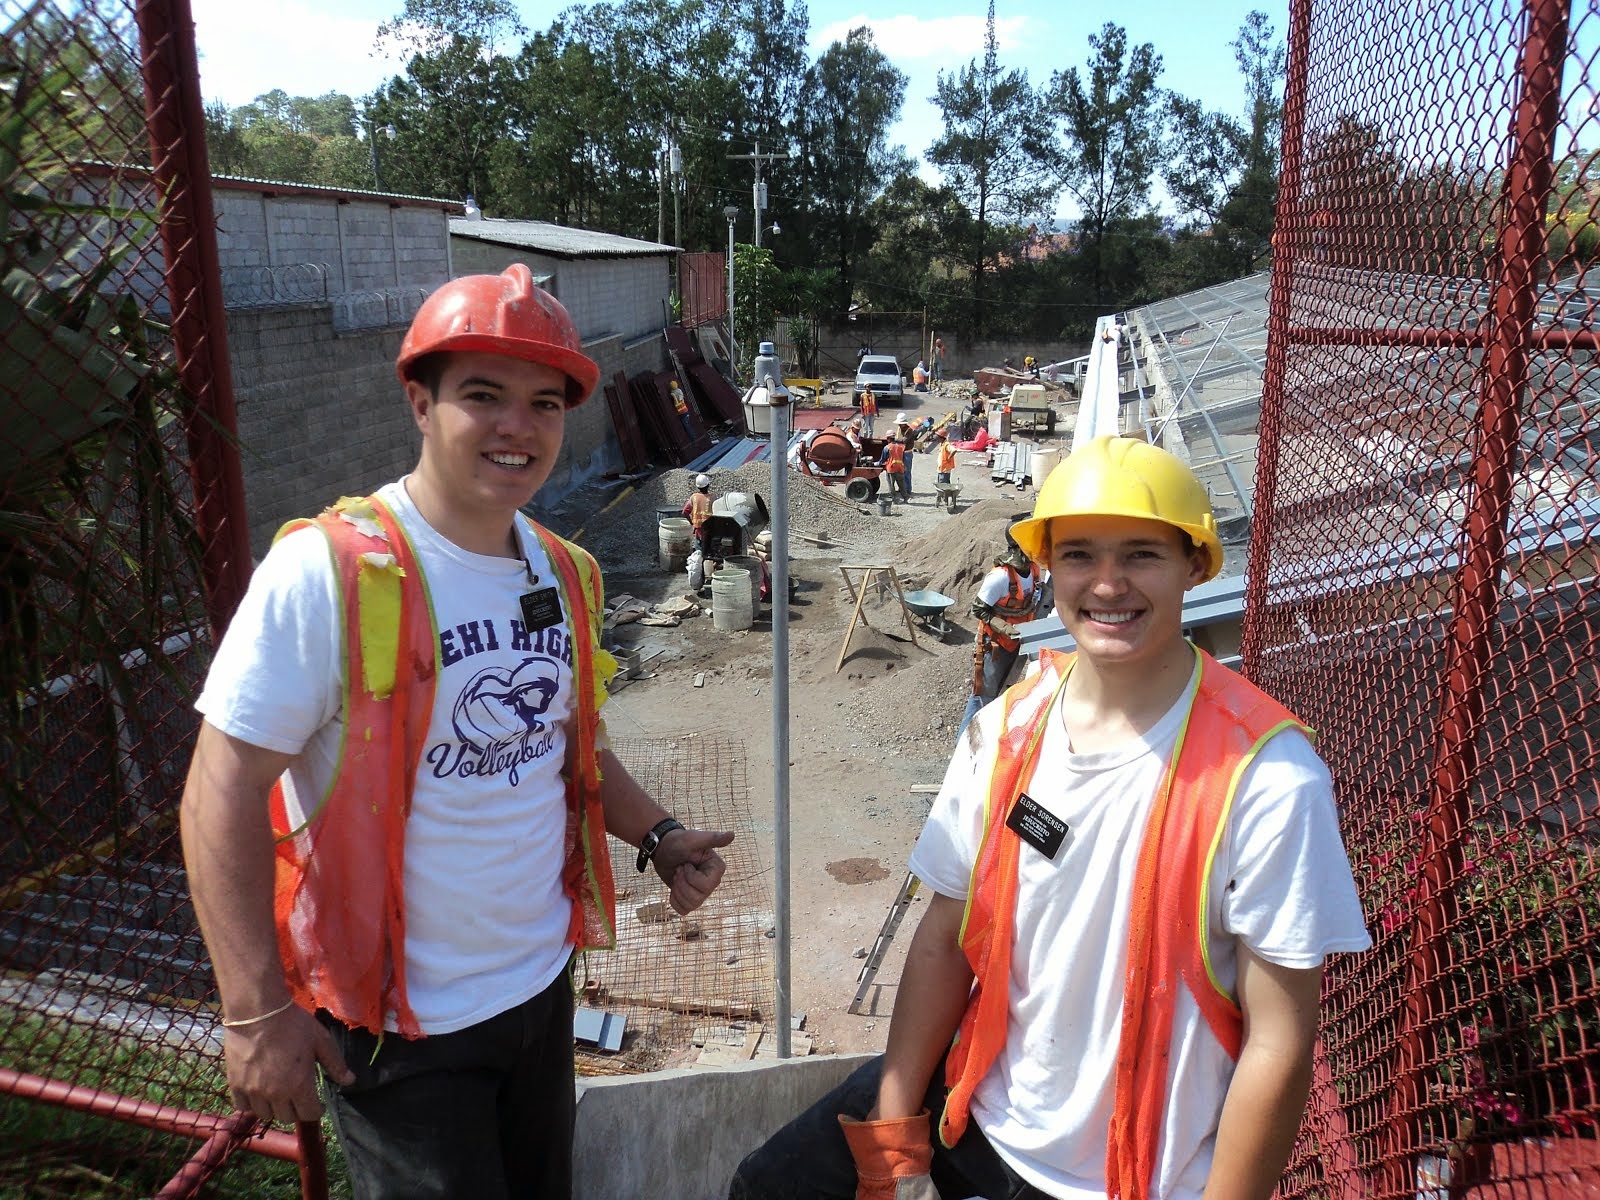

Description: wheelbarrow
[902,589,956,640]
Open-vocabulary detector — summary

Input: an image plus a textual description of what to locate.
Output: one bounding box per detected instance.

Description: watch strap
[636,817,685,873]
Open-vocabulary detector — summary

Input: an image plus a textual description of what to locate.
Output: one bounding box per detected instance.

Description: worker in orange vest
[935,429,956,485]
[181,265,734,1199]
[859,384,878,438]
[729,436,1370,1200]
[879,433,908,503]
[683,472,714,549]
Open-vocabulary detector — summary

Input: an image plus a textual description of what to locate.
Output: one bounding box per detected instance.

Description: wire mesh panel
[0,0,267,1195]
[586,734,773,1075]
[1254,0,1600,1195]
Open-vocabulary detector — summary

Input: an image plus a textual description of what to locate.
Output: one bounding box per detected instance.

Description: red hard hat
[395,264,600,408]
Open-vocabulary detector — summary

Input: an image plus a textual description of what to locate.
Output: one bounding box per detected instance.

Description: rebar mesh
[1258,0,1600,1194]
[582,734,773,1076]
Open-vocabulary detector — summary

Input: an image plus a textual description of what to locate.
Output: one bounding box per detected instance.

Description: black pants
[727,1055,1056,1199]
[319,971,576,1200]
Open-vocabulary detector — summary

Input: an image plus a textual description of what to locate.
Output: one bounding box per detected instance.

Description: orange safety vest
[686,491,712,532]
[268,494,619,1038]
[939,647,1310,1200]
[938,442,956,473]
[883,442,906,474]
[861,389,878,416]
[979,562,1038,653]
[672,388,688,415]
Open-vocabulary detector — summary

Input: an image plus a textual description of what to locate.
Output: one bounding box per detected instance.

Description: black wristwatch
[636,817,685,873]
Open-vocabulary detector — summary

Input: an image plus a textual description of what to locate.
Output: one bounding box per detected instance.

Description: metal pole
[725,208,738,376]
[767,374,792,1057]
[135,0,253,634]
[753,140,762,249]
[1384,1,1567,1192]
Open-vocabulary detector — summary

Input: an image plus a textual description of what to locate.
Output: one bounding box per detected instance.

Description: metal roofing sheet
[449,217,675,259]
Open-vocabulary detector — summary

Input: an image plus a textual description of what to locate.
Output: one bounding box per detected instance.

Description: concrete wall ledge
[573,1051,874,1199]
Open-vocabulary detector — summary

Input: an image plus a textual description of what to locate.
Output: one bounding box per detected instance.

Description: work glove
[838,1111,940,1200]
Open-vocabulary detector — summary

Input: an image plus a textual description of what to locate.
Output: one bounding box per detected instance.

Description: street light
[363,113,395,192]
[724,204,739,378]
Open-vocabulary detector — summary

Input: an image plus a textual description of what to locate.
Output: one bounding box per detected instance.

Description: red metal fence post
[133,0,253,633]
[1242,0,1312,679]
[1383,0,1569,1191]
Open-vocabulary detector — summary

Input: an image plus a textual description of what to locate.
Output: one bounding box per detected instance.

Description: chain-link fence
[0,0,297,1195]
[1253,0,1600,1195]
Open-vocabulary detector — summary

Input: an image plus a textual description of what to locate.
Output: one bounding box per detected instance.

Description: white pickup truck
[853,355,903,404]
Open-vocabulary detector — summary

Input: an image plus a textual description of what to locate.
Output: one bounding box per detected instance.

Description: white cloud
[190,0,409,107]
[809,12,1030,64]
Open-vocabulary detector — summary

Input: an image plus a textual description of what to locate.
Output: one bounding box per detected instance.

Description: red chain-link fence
[0,0,309,1195]
[1253,0,1600,1196]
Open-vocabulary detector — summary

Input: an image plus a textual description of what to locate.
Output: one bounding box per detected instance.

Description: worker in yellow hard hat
[730,436,1370,1200]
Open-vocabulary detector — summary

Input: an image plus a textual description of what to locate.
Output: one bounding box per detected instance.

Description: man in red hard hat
[181,264,733,1198]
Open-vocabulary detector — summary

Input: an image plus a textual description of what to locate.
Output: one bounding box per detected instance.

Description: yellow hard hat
[1009,435,1222,580]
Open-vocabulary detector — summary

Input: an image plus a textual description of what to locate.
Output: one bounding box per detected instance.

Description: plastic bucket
[1030,447,1060,489]
[723,554,763,621]
[711,568,753,632]
[655,506,680,525]
[658,517,692,571]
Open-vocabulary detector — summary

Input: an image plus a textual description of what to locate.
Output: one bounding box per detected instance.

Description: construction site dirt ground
[540,382,1073,1064]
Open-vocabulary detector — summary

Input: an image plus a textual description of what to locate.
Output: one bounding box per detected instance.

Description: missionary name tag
[1006,792,1069,861]
[520,587,564,631]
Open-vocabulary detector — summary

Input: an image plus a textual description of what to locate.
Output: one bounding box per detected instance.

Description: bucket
[658,517,692,572]
[724,554,763,622]
[877,495,893,516]
[1030,447,1060,489]
[655,506,679,526]
[711,568,753,632]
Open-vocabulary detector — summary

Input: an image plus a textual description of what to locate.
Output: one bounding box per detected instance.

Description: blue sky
[191,0,1281,201]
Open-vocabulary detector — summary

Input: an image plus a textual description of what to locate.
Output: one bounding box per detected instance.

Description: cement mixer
[795,427,887,502]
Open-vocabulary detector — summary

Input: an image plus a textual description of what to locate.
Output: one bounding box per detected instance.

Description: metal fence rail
[1253,0,1600,1195]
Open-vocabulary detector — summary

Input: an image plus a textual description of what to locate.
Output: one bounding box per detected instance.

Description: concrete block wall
[226,305,416,556]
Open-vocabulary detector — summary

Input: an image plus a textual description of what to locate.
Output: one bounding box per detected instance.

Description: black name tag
[1005,792,1069,861]
[520,587,563,631]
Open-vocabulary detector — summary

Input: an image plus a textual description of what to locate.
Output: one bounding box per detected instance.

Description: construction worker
[180,264,734,1200]
[935,429,956,485]
[683,472,714,549]
[859,384,878,438]
[931,337,945,383]
[893,413,915,498]
[954,530,1049,739]
[728,435,1370,1200]
[879,434,908,503]
[670,378,695,440]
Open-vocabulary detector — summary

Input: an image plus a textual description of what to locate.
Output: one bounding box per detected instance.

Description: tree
[927,0,1055,335]
[376,0,524,57]
[1162,11,1285,284]
[1047,23,1165,297]
[794,27,910,312]
[858,171,970,331]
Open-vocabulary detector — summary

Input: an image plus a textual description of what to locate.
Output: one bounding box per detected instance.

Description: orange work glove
[838,1111,940,1200]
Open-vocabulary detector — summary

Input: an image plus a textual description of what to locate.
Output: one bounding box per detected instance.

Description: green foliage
[927,0,1055,335]
[732,242,781,379]
[794,27,911,312]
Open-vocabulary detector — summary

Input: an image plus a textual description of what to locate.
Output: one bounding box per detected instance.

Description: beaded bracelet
[221,998,295,1028]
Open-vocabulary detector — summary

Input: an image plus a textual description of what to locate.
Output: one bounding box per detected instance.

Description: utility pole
[729,140,792,249]
[657,136,666,246]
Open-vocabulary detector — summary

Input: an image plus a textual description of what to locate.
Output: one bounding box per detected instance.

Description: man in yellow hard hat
[181,265,733,1199]
[729,436,1369,1200]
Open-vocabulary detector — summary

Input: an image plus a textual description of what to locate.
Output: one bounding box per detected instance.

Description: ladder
[848,872,921,1015]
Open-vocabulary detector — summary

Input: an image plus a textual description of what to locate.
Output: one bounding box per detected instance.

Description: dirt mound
[896,496,1034,600]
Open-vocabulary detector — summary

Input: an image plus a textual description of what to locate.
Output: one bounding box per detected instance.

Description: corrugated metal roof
[449,217,675,259]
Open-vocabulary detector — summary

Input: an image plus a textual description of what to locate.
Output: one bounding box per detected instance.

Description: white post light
[724,204,739,377]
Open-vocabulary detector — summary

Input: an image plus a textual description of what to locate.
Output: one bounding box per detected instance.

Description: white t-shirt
[976,563,1050,612]
[908,664,1371,1200]
[198,480,578,1034]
